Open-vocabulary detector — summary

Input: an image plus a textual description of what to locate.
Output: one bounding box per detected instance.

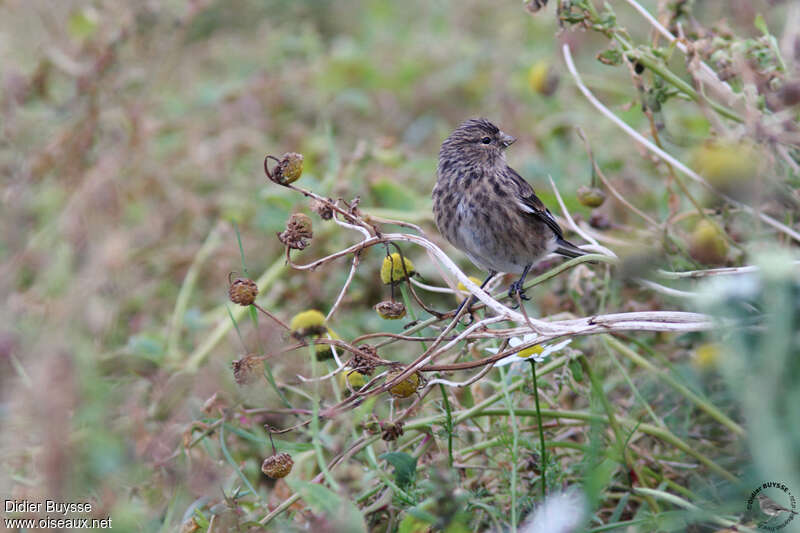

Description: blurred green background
[1,0,798,531]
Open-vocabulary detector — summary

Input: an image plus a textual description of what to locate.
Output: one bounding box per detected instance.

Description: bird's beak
[500,133,516,148]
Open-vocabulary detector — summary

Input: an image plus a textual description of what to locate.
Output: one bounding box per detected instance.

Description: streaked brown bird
[757,492,798,517]
[433,118,585,308]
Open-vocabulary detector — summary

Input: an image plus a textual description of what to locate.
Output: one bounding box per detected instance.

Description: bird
[433,118,585,311]
[757,492,798,517]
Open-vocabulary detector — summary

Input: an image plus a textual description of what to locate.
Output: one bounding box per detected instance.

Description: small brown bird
[433,118,585,307]
[757,492,798,517]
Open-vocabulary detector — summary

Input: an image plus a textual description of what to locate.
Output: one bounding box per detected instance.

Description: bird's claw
[508,281,530,302]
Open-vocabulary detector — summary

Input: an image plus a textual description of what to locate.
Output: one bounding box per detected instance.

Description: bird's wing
[505,166,565,239]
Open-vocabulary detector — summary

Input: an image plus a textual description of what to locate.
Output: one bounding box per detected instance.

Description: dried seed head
[228,277,258,306]
[381,421,404,441]
[266,152,304,185]
[576,186,606,208]
[348,345,378,376]
[589,212,611,230]
[380,253,416,285]
[232,354,262,385]
[374,300,407,320]
[180,518,201,533]
[310,198,334,220]
[202,392,226,414]
[261,452,294,478]
[278,213,314,250]
[524,0,548,13]
[386,369,421,399]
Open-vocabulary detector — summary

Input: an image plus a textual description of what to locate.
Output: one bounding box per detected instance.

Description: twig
[326,252,360,321]
[548,175,617,257]
[562,44,800,245]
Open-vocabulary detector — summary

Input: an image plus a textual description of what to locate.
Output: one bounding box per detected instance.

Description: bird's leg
[508,264,532,305]
[453,271,496,320]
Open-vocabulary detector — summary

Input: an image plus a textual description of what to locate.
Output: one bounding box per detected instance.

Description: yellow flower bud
[290,310,327,338]
[380,253,416,285]
[528,61,559,96]
[386,369,421,399]
[456,276,483,293]
[338,367,367,390]
[689,220,728,265]
[693,342,721,371]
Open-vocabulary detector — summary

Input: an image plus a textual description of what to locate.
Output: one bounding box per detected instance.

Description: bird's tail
[554,238,586,259]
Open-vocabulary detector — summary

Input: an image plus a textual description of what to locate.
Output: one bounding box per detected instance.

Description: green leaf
[754,13,768,35]
[569,358,584,382]
[286,479,367,533]
[398,512,433,533]
[68,8,99,40]
[379,451,418,488]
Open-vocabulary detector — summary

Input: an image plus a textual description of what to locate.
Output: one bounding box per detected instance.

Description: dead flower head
[278,213,313,250]
[264,152,304,185]
[232,354,262,386]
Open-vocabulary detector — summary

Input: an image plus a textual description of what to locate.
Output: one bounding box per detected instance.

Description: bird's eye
[481,137,492,144]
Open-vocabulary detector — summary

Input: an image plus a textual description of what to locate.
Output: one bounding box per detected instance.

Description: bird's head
[440,118,516,167]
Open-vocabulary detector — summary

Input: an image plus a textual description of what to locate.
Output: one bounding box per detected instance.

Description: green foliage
[379,452,418,489]
[2,0,799,531]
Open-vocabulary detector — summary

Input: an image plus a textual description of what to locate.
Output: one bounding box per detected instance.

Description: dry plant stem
[547,176,615,257]
[634,488,758,533]
[575,128,659,228]
[425,364,494,388]
[623,55,715,234]
[622,0,738,105]
[326,251,360,321]
[184,256,285,372]
[562,44,800,245]
[252,302,290,331]
[658,262,800,279]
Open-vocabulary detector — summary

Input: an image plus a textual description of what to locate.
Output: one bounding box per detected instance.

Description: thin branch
[562,43,800,245]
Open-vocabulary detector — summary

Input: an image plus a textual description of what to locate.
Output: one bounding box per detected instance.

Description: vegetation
[2,0,799,531]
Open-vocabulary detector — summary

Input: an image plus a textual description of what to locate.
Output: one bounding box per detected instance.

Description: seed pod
[374,300,406,320]
[228,277,258,306]
[232,354,262,385]
[310,198,333,220]
[278,213,314,250]
[266,152,304,185]
[261,452,294,479]
[381,421,405,441]
[386,369,421,399]
[348,345,378,376]
[380,253,415,285]
[576,185,606,208]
